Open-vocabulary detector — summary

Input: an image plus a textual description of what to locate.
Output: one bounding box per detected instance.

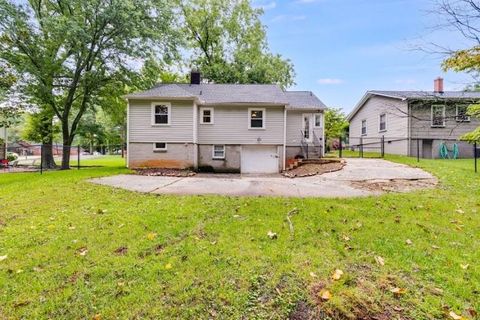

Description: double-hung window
[200,107,214,124]
[212,145,225,159]
[248,108,266,129]
[431,105,446,127]
[456,105,471,122]
[361,119,367,136]
[379,113,387,132]
[314,114,322,127]
[152,102,171,125]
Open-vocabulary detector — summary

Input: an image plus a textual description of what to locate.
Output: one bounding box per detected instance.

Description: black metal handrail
[300,130,308,158]
[312,130,323,158]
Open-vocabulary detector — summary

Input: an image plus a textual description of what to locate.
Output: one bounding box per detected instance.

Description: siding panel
[129,99,194,142]
[198,105,284,144]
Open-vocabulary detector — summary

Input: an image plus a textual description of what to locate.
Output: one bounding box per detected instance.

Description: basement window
[153,142,167,152]
[212,145,225,159]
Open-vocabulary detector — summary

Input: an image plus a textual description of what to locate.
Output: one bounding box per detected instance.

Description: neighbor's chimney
[434,77,444,93]
[190,69,201,85]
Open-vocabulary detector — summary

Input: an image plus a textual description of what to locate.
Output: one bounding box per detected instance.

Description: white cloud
[252,1,277,10]
[317,78,344,85]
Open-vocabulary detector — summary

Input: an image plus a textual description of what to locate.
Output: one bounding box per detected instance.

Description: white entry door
[241,146,279,173]
[302,114,314,142]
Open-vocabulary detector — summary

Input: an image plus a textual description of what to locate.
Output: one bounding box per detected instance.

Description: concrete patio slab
[90,159,436,198]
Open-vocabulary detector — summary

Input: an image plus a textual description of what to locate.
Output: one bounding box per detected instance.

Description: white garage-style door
[241,145,279,173]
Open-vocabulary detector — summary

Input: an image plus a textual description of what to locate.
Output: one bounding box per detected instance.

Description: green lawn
[0,155,478,319]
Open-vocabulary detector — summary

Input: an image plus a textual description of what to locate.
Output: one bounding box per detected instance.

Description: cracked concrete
[90,159,437,198]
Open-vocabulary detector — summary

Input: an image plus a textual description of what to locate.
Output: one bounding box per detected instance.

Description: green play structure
[439,142,459,159]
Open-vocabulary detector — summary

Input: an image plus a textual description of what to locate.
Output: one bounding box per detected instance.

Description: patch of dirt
[134,168,196,177]
[114,246,128,255]
[284,160,345,178]
[288,301,318,320]
[350,178,437,193]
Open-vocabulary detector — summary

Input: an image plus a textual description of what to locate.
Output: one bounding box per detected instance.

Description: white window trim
[361,119,367,136]
[314,113,322,128]
[431,104,446,127]
[212,145,225,159]
[248,108,266,130]
[151,102,171,126]
[200,107,214,124]
[456,105,471,122]
[378,113,387,132]
[153,142,168,152]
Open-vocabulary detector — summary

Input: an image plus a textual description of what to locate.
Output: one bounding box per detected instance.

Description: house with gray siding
[126,71,326,173]
[347,78,480,159]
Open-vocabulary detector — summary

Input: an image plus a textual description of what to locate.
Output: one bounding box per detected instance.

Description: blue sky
[253,0,475,113]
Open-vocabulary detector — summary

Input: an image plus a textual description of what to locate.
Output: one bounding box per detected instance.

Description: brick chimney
[190,69,201,85]
[434,77,444,93]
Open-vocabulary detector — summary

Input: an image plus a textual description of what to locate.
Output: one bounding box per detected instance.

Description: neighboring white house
[125,71,326,173]
[347,78,480,159]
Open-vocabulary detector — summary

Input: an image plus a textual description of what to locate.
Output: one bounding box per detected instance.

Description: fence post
[381,136,385,158]
[475,142,477,173]
[339,137,343,158]
[359,137,363,158]
[77,145,80,170]
[40,144,43,175]
[417,139,420,162]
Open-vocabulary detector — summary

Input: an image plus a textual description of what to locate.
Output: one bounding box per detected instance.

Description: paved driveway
[90,159,436,198]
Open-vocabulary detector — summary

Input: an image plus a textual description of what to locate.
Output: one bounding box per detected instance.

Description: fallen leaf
[455,209,465,214]
[460,264,469,270]
[318,289,331,301]
[375,256,385,266]
[331,269,344,281]
[77,247,88,256]
[92,314,102,320]
[146,232,157,240]
[0,255,7,262]
[449,311,464,320]
[342,235,350,241]
[165,263,172,270]
[390,287,407,296]
[405,239,413,245]
[309,272,317,278]
[431,245,440,250]
[96,209,107,214]
[267,231,278,239]
[68,226,76,230]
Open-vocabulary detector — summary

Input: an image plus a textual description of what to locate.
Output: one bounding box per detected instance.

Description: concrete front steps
[286,158,337,171]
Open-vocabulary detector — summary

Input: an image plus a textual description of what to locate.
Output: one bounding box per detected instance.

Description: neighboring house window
[431,104,446,127]
[153,142,167,151]
[248,108,266,129]
[379,113,387,132]
[314,114,322,127]
[456,105,471,122]
[212,145,225,159]
[152,102,171,125]
[200,107,214,124]
[361,120,367,136]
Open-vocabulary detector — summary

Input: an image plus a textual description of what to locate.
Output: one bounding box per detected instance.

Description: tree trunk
[61,143,71,170]
[41,143,56,169]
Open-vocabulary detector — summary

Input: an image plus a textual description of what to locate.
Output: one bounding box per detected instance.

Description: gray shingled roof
[370,90,480,100]
[285,91,327,109]
[126,83,326,109]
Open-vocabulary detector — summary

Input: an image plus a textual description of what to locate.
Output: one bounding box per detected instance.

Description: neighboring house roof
[347,90,480,120]
[126,83,326,109]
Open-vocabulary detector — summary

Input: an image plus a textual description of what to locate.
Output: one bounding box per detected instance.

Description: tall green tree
[0,0,177,169]
[436,0,480,142]
[178,0,295,88]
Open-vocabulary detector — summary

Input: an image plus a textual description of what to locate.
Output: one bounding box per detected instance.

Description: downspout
[126,100,130,168]
[283,107,287,171]
[193,100,198,170]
